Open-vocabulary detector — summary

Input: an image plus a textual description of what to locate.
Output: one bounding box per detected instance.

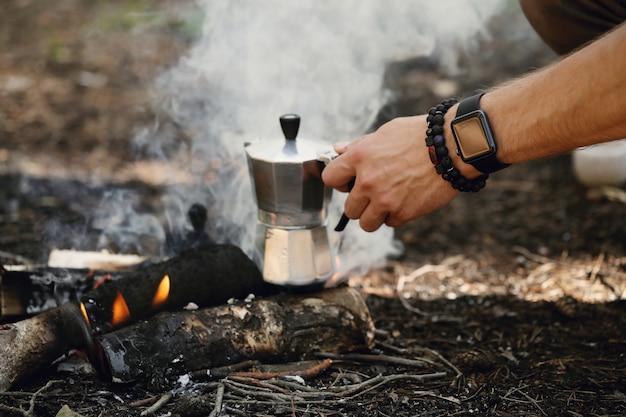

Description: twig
[502,386,547,416]
[0,380,63,417]
[268,379,320,392]
[224,380,304,402]
[0,403,24,416]
[375,340,408,355]
[412,347,463,387]
[324,373,448,398]
[191,360,260,380]
[27,380,62,417]
[396,264,449,316]
[221,372,450,405]
[129,395,158,408]
[228,376,291,394]
[228,359,332,380]
[208,383,224,417]
[140,393,172,416]
[315,352,436,368]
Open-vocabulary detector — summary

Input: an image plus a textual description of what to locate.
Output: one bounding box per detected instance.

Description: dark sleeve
[520,0,626,55]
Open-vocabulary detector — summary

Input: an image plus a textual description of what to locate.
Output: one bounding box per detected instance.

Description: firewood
[93,287,374,388]
[0,303,89,392]
[0,245,275,392]
[1,244,271,326]
[81,244,276,334]
[47,249,148,270]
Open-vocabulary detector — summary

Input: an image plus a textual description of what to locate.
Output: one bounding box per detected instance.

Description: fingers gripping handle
[317,151,355,232]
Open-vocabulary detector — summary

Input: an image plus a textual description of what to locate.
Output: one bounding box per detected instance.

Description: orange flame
[93,273,111,290]
[152,274,171,309]
[328,255,343,287]
[79,302,92,329]
[111,290,131,327]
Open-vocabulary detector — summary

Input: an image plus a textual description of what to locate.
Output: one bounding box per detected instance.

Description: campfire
[0,244,378,392]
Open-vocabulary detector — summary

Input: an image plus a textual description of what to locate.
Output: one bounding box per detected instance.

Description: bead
[431,125,443,135]
[433,135,445,146]
[440,156,452,169]
[435,145,448,158]
[425,136,434,147]
[428,146,438,164]
[431,114,444,125]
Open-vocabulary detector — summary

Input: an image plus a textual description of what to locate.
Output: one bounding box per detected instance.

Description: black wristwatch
[450,93,509,174]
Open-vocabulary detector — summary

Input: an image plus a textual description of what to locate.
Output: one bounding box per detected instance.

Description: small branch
[208,383,224,417]
[502,386,547,416]
[396,264,449,316]
[140,393,172,416]
[191,360,261,380]
[412,346,463,387]
[228,376,291,394]
[315,352,436,368]
[129,396,158,408]
[228,359,333,380]
[224,380,303,402]
[0,380,64,417]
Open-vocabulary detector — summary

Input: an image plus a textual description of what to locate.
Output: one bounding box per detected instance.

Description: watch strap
[455,93,509,173]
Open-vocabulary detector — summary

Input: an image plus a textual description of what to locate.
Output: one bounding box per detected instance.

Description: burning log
[0,244,276,391]
[92,286,374,387]
[82,244,275,334]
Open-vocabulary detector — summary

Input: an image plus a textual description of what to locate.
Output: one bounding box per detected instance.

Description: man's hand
[322,115,459,232]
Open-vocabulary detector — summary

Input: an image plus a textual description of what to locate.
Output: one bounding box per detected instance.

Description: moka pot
[244,114,335,286]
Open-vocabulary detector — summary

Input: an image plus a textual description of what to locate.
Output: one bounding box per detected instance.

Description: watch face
[451,110,496,162]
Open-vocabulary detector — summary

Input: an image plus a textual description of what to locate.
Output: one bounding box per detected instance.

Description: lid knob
[280,114,300,141]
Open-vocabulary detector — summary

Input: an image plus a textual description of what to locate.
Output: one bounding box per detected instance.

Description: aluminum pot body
[244,116,333,228]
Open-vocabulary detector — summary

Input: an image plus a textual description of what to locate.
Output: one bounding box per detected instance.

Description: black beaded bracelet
[425,98,489,193]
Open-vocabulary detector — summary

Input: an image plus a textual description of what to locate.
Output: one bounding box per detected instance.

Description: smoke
[101,0,507,274]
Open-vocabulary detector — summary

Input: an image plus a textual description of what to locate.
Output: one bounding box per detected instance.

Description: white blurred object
[572,139,626,187]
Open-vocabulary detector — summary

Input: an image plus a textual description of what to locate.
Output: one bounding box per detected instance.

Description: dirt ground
[1,1,625,416]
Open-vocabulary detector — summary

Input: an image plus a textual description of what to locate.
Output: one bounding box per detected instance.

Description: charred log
[82,244,275,334]
[93,286,374,388]
[0,267,94,321]
[1,244,272,328]
[0,244,277,392]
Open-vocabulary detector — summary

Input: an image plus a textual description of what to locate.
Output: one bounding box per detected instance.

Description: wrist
[425,98,488,192]
[443,104,484,179]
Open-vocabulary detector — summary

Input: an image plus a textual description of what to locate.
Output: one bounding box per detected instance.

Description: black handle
[280,114,300,141]
[334,177,356,232]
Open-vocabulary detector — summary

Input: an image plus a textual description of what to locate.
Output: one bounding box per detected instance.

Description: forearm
[321,22,626,231]
[454,21,626,170]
